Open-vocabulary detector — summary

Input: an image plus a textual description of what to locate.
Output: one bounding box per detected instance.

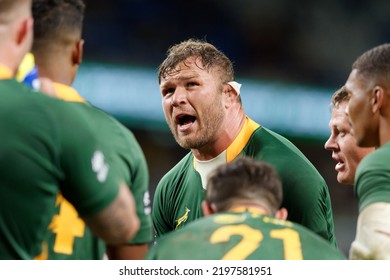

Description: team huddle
[1,0,389,260]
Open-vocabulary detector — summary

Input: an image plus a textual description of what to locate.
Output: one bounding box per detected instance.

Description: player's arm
[105,180,152,259]
[106,243,149,260]
[106,187,151,259]
[82,182,140,245]
[350,202,390,260]
[103,126,152,258]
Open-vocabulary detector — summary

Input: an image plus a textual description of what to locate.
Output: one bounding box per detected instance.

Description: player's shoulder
[158,152,193,186]
[16,86,90,126]
[251,126,325,181]
[358,143,390,174]
[251,126,308,159]
[61,103,127,134]
[288,219,337,247]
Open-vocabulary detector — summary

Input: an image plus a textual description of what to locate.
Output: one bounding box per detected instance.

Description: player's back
[147,210,346,260]
[44,103,152,259]
[0,79,123,259]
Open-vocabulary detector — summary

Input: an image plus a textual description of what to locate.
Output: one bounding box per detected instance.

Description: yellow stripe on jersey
[50,83,87,256]
[192,116,260,170]
[53,82,86,103]
[226,117,260,162]
[0,64,13,80]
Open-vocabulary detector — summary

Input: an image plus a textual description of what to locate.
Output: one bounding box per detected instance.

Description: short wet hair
[158,38,234,84]
[352,43,390,85]
[32,0,85,50]
[331,86,350,109]
[206,157,283,213]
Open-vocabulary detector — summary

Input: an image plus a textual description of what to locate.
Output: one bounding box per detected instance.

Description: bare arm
[106,243,150,260]
[82,183,140,245]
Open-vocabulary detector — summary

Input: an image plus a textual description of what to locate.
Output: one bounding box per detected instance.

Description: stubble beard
[171,97,225,150]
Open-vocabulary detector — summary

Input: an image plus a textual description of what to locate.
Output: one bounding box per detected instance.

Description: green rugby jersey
[153,117,336,246]
[40,84,152,260]
[148,209,345,260]
[0,78,140,259]
[355,142,390,212]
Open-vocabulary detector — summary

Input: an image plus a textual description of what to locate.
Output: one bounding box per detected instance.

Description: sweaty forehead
[173,56,206,72]
[160,68,200,85]
[160,59,214,84]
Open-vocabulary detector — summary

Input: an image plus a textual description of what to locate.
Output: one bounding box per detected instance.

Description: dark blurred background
[77,0,390,256]
[83,0,390,88]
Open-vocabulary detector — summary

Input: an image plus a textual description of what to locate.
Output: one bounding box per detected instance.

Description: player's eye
[187,82,198,87]
[162,88,175,96]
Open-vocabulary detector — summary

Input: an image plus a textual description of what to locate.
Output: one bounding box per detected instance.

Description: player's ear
[221,84,234,108]
[275,207,288,220]
[372,86,386,114]
[16,17,33,46]
[201,200,215,216]
[72,39,84,65]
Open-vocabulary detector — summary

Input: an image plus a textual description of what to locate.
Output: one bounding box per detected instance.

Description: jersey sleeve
[286,177,336,246]
[152,178,174,239]
[120,126,153,245]
[355,154,390,212]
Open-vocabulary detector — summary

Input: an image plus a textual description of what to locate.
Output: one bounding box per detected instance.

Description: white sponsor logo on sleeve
[143,191,151,215]
[91,150,109,183]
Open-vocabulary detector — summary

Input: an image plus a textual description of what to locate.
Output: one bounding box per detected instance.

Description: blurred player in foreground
[345,43,390,259]
[29,0,153,259]
[0,0,139,259]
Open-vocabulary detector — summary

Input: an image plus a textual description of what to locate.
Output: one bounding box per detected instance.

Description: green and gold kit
[148,209,345,260]
[153,117,336,246]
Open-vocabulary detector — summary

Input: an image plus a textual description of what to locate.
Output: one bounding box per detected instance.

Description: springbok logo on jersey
[175,207,191,230]
[91,150,109,183]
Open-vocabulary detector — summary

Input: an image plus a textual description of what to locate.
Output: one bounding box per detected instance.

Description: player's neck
[192,109,246,161]
[36,59,74,86]
[0,48,19,77]
[379,115,390,147]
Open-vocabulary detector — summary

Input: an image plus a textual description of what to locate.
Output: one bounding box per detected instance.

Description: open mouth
[335,160,345,172]
[176,114,196,129]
